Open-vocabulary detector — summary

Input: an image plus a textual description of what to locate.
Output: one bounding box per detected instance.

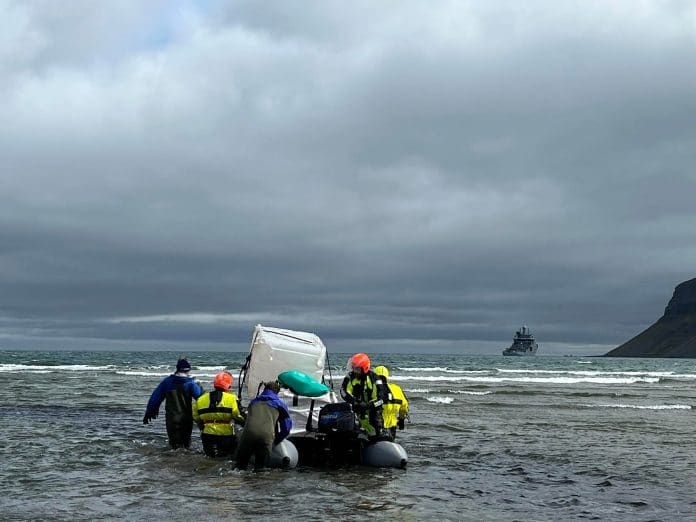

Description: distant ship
[502,326,538,356]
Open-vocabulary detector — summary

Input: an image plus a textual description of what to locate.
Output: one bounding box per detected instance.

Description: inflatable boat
[237,324,408,469]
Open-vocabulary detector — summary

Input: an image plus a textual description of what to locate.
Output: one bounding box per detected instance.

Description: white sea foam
[0,364,113,372]
[116,371,171,377]
[576,361,593,364]
[585,403,692,410]
[426,396,454,404]
[6,369,53,374]
[496,369,681,378]
[666,374,696,380]
[116,370,225,378]
[397,367,488,374]
[451,390,492,395]
[394,375,660,384]
[399,367,450,372]
[404,388,431,393]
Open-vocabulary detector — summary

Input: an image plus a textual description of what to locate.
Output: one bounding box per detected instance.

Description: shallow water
[1,351,695,521]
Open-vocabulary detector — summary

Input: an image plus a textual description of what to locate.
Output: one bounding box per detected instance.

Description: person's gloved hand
[397,418,405,430]
[143,413,156,424]
[378,429,392,441]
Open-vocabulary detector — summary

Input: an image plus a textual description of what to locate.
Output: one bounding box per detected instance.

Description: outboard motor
[315,402,362,466]
[317,402,358,433]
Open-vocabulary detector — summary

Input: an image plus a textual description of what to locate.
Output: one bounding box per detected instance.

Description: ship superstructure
[502,326,538,356]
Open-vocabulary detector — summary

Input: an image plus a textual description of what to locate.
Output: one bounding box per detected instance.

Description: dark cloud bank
[1,1,695,355]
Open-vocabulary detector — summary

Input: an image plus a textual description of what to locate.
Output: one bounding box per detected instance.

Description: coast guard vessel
[502,325,538,356]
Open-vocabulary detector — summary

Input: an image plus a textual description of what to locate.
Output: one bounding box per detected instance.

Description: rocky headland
[605,278,696,358]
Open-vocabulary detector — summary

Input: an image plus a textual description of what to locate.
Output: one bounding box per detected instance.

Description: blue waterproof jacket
[145,374,204,419]
[248,389,292,442]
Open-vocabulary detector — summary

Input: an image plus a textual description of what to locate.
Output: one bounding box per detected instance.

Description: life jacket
[192,389,244,436]
[341,371,385,406]
[340,371,385,435]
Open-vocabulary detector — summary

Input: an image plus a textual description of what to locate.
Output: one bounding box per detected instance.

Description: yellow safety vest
[342,372,385,435]
[344,375,378,401]
[192,390,244,436]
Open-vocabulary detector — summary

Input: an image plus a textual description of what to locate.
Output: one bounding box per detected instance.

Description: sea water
[1,350,695,521]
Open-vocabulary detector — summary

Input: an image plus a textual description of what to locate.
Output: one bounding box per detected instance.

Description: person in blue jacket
[235,380,292,470]
[143,358,204,449]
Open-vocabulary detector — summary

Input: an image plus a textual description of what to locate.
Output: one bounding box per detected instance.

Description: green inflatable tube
[278,370,330,397]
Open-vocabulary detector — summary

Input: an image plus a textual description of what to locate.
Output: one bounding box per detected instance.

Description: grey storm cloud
[1,1,695,354]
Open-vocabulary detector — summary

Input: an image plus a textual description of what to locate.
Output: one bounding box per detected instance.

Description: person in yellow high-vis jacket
[374,366,409,441]
[192,372,245,458]
[340,353,387,438]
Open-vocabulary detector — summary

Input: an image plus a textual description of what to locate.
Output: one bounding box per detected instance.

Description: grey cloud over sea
[1,1,695,354]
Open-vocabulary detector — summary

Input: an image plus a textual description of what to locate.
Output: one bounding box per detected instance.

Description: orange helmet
[213,372,233,391]
[349,353,370,374]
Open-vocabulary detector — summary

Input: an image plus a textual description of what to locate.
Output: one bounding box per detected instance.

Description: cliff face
[605,278,696,358]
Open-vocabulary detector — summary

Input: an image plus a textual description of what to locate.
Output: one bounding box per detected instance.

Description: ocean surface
[1,350,695,521]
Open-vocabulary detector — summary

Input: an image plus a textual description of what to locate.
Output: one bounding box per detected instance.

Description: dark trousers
[166,420,193,449]
[235,439,271,471]
[201,433,237,458]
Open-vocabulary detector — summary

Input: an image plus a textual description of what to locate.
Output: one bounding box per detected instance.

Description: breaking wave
[495,369,683,377]
[584,403,692,410]
[394,375,660,384]
[116,370,171,377]
[426,396,454,404]
[398,367,489,374]
[0,364,113,372]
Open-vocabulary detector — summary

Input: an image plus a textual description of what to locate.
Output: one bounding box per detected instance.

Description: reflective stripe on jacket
[341,371,384,406]
[340,371,385,435]
[192,390,244,436]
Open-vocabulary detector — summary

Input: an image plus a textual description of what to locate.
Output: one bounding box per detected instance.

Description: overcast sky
[1,1,695,355]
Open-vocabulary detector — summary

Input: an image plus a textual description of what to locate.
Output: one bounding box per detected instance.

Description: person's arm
[370,374,385,411]
[368,374,385,433]
[189,379,204,400]
[143,378,167,423]
[274,407,292,444]
[339,375,353,403]
[396,385,408,429]
[192,396,204,431]
[399,388,409,419]
[229,393,246,424]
